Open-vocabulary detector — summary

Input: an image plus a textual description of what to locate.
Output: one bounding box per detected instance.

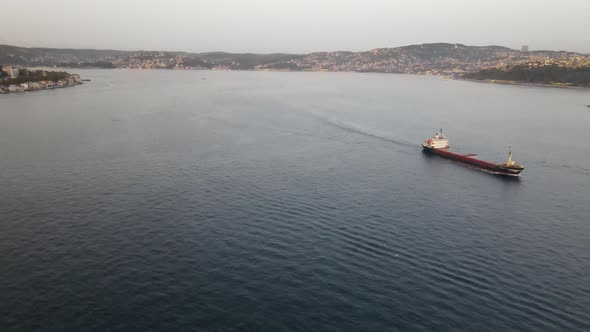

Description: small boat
[422,129,525,176]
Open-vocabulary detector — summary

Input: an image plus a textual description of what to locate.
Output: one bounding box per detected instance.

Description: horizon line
[2,42,588,56]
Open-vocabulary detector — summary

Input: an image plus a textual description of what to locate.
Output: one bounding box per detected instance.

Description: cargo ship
[422,129,525,176]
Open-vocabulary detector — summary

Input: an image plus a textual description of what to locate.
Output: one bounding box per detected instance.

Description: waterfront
[0,67,82,94]
[1,70,589,331]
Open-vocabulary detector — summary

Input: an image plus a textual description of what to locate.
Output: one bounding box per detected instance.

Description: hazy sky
[2,0,590,53]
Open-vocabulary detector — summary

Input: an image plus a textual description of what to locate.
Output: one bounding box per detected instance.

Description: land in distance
[2,43,589,87]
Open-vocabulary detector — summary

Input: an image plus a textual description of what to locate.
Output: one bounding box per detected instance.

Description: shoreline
[453,77,590,90]
[5,67,589,92]
[0,81,82,94]
[1,68,84,94]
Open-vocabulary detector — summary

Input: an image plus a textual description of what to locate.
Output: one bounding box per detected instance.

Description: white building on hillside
[2,66,20,78]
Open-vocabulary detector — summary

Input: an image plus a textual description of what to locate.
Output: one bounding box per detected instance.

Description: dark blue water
[1,70,590,331]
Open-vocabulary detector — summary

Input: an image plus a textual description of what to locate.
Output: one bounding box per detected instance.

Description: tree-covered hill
[462,63,590,87]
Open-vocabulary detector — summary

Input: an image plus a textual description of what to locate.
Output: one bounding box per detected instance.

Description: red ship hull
[422,145,524,176]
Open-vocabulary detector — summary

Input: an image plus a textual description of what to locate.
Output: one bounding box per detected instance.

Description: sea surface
[1,70,590,331]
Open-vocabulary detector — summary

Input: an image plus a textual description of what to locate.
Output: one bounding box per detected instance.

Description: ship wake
[306,111,415,148]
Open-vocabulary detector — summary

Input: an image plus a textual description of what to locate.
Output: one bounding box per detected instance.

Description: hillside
[0,44,301,70]
[0,45,135,66]
[461,61,590,87]
[2,43,589,79]
[257,44,584,75]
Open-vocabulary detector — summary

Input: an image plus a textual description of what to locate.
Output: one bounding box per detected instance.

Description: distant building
[521,45,529,52]
[2,66,20,78]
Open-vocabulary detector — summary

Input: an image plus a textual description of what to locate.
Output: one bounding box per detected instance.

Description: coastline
[255,68,590,90]
[0,69,83,94]
[455,77,590,90]
[4,66,588,93]
[0,81,83,94]
[260,69,590,90]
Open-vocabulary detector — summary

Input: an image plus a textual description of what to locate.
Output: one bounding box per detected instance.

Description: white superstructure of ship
[422,129,449,149]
